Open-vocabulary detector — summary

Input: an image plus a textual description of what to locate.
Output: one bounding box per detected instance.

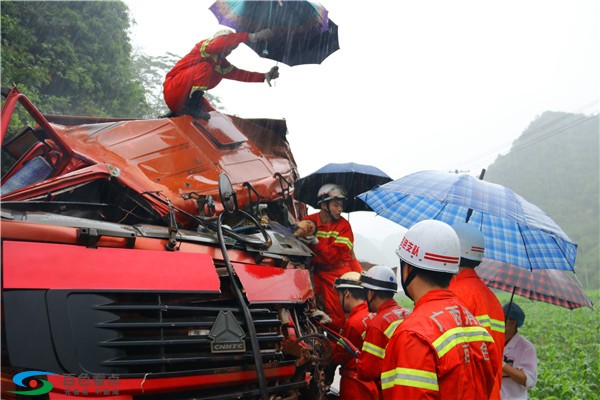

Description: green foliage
[1,0,148,117]
[395,290,599,399]
[485,112,600,290]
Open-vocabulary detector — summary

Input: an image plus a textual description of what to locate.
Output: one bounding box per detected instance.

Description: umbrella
[357,170,578,271]
[209,0,339,66]
[477,258,593,310]
[294,162,393,212]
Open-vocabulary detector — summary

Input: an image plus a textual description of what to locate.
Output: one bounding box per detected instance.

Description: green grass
[394,290,599,399]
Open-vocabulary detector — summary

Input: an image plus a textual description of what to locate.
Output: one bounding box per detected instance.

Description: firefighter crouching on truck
[330,272,378,400]
[357,265,411,398]
[449,222,506,399]
[381,220,500,399]
[294,184,361,332]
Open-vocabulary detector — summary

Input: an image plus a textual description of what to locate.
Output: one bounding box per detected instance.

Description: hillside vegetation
[485,112,599,289]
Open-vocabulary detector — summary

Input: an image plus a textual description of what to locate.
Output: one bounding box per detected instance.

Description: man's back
[382,289,499,399]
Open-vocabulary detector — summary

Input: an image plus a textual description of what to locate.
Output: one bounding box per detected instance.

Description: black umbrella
[209,0,339,66]
[294,162,393,212]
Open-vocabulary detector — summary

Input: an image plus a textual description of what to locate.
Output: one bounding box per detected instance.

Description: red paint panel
[2,241,220,291]
[46,365,295,397]
[233,263,313,303]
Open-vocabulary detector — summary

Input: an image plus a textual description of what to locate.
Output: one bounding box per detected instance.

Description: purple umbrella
[209,0,339,66]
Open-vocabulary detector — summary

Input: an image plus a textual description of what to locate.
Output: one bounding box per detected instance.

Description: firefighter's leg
[183,90,210,120]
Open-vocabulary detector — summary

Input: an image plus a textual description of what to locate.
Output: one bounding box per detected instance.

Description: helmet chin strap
[400,263,417,301]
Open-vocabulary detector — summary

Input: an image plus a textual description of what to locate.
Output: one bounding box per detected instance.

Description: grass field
[395,290,599,399]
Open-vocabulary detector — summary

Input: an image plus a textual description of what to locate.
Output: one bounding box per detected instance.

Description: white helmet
[317,184,347,205]
[213,29,234,38]
[334,271,363,290]
[452,222,485,262]
[360,265,398,292]
[395,220,461,274]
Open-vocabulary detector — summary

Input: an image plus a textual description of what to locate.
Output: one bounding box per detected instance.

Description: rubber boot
[183,91,210,120]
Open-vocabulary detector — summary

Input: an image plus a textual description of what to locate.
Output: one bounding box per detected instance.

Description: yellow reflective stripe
[214,64,234,74]
[381,367,439,391]
[199,39,218,61]
[433,326,493,358]
[476,314,492,328]
[335,236,353,250]
[384,319,403,338]
[191,85,208,91]
[315,230,353,250]
[362,341,385,359]
[490,318,505,333]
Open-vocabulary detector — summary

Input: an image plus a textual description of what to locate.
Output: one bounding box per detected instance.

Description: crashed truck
[1,86,336,400]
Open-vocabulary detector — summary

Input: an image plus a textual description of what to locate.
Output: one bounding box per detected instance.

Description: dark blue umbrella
[209,0,339,66]
[294,162,393,212]
[357,170,577,271]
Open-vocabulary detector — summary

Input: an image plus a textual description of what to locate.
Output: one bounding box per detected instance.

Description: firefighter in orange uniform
[382,220,500,399]
[357,265,411,398]
[294,184,357,332]
[331,272,379,400]
[163,29,279,120]
[449,222,506,399]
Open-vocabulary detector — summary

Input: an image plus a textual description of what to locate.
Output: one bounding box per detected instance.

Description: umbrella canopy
[209,0,339,66]
[477,258,593,310]
[357,170,578,271]
[294,162,393,212]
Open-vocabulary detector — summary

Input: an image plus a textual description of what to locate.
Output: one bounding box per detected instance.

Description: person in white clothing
[501,302,538,399]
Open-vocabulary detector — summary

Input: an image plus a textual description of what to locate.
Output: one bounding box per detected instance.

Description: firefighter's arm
[357,327,386,382]
[312,225,353,267]
[204,33,249,55]
[381,331,439,399]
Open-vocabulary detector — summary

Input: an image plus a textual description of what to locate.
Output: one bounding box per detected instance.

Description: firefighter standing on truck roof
[382,220,500,399]
[294,184,361,332]
[163,28,280,120]
[331,272,379,400]
[449,222,506,399]
[357,265,411,399]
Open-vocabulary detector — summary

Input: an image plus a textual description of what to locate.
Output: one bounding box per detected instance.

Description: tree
[1,0,148,118]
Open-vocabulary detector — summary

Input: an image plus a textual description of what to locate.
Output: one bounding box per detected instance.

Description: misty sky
[126,0,599,265]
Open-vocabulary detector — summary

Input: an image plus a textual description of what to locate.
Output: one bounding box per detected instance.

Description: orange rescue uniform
[449,268,506,399]
[304,213,355,331]
[163,32,265,114]
[381,289,500,399]
[358,299,411,398]
[331,302,378,400]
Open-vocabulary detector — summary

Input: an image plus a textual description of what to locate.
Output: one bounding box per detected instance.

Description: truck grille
[59,290,285,376]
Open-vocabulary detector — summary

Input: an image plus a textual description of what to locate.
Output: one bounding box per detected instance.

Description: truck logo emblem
[209,310,246,353]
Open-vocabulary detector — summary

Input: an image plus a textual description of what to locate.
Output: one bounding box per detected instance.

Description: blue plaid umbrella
[357,170,577,271]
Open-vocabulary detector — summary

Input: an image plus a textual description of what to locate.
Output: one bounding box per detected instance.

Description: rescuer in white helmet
[449,222,506,398]
[380,220,500,399]
[163,28,279,120]
[329,272,378,399]
[293,183,361,333]
[356,265,411,398]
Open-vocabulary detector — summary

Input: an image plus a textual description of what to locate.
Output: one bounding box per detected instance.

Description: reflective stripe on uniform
[362,341,385,359]
[315,230,353,250]
[381,367,439,391]
[476,314,492,328]
[490,318,505,333]
[199,39,218,61]
[433,326,493,358]
[214,64,234,74]
[384,319,404,338]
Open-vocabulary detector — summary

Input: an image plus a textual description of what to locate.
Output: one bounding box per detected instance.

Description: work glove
[310,309,332,325]
[299,235,318,246]
[265,66,279,87]
[249,28,273,43]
